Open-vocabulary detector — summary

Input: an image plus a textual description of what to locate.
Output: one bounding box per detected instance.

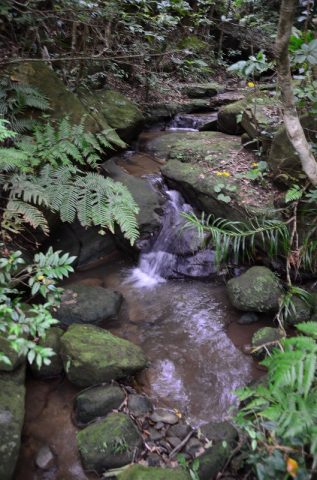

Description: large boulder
[74,385,125,425]
[80,89,144,143]
[227,267,283,312]
[56,283,122,326]
[0,366,26,480]
[118,465,190,479]
[268,115,317,180]
[60,324,148,387]
[6,62,124,146]
[30,327,64,378]
[77,412,142,473]
[102,159,163,239]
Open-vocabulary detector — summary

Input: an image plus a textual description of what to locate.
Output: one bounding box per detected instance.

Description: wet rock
[148,427,165,442]
[30,327,64,378]
[154,422,165,430]
[56,284,122,326]
[128,394,153,416]
[0,336,24,372]
[150,408,179,425]
[77,412,142,473]
[167,423,192,440]
[102,159,163,239]
[35,445,55,470]
[185,437,203,457]
[117,464,190,479]
[0,366,25,480]
[237,312,260,325]
[74,385,125,424]
[210,91,245,109]
[227,267,283,313]
[284,294,312,325]
[200,421,238,446]
[183,83,224,99]
[169,112,218,131]
[61,324,148,387]
[195,442,231,480]
[80,89,144,143]
[147,453,162,467]
[252,327,285,358]
[167,436,183,448]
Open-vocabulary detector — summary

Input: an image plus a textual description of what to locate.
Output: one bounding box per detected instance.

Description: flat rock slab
[150,408,179,425]
[77,413,142,473]
[61,324,148,387]
[56,283,122,326]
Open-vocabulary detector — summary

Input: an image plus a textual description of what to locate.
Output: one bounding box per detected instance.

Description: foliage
[235,321,317,478]
[183,212,289,266]
[0,120,139,245]
[0,246,75,368]
[213,182,237,204]
[227,51,274,78]
[0,75,50,133]
[242,161,268,183]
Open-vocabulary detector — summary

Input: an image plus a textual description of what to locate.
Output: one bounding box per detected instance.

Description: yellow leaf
[286,457,298,478]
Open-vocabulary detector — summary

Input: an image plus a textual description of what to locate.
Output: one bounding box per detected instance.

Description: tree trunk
[275,0,317,185]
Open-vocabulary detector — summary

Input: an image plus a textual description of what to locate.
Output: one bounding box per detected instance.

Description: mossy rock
[56,284,122,326]
[217,98,248,135]
[0,366,26,480]
[74,385,125,425]
[183,82,224,99]
[252,327,285,358]
[195,442,232,480]
[283,295,312,326]
[60,324,148,387]
[268,115,317,181]
[200,421,238,446]
[178,35,209,52]
[80,89,144,142]
[0,336,24,372]
[6,62,123,146]
[30,327,64,378]
[227,267,283,313]
[118,465,190,479]
[77,412,142,473]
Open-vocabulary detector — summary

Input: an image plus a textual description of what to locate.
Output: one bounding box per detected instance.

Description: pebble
[147,453,162,467]
[167,423,191,439]
[167,436,183,449]
[148,427,165,442]
[238,312,259,325]
[154,421,165,430]
[185,437,203,457]
[150,408,179,425]
[35,445,54,470]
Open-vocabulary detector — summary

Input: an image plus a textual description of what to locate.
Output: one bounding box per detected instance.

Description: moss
[77,413,142,473]
[61,324,148,387]
[118,465,190,479]
[227,267,283,312]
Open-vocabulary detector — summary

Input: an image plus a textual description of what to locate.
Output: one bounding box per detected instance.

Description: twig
[169,431,194,458]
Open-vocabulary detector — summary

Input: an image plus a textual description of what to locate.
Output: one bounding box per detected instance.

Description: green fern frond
[3,199,49,234]
[285,184,303,203]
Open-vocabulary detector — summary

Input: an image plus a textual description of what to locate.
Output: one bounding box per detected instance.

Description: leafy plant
[243,161,268,183]
[227,50,274,78]
[0,246,75,368]
[0,75,50,133]
[214,182,237,203]
[285,184,303,203]
[235,321,317,478]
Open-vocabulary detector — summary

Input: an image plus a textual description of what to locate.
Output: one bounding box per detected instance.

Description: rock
[227,267,283,312]
[7,62,123,146]
[77,412,142,473]
[144,102,189,123]
[127,394,153,416]
[217,98,247,135]
[183,82,224,99]
[167,423,192,440]
[209,91,245,109]
[200,421,238,446]
[150,408,179,425]
[167,436,183,448]
[0,366,26,480]
[101,159,163,239]
[147,453,162,467]
[30,327,64,378]
[0,336,24,372]
[74,385,125,424]
[195,442,231,480]
[269,115,317,181]
[148,427,165,442]
[284,295,312,325]
[80,89,144,143]
[237,312,260,325]
[117,465,190,479]
[56,284,122,326]
[185,437,203,457]
[170,112,218,131]
[61,324,147,387]
[252,327,285,358]
[35,445,55,470]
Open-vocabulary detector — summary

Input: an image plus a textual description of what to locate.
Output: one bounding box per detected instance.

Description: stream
[16,115,267,479]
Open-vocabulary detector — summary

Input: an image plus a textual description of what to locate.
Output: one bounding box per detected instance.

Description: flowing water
[17,115,267,478]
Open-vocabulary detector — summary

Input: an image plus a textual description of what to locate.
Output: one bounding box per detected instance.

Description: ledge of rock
[61,324,148,387]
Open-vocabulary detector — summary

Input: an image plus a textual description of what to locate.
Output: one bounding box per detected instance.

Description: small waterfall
[127,189,217,288]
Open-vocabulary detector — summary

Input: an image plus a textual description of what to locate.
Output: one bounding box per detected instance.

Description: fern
[183,211,290,266]
[285,184,303,203]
